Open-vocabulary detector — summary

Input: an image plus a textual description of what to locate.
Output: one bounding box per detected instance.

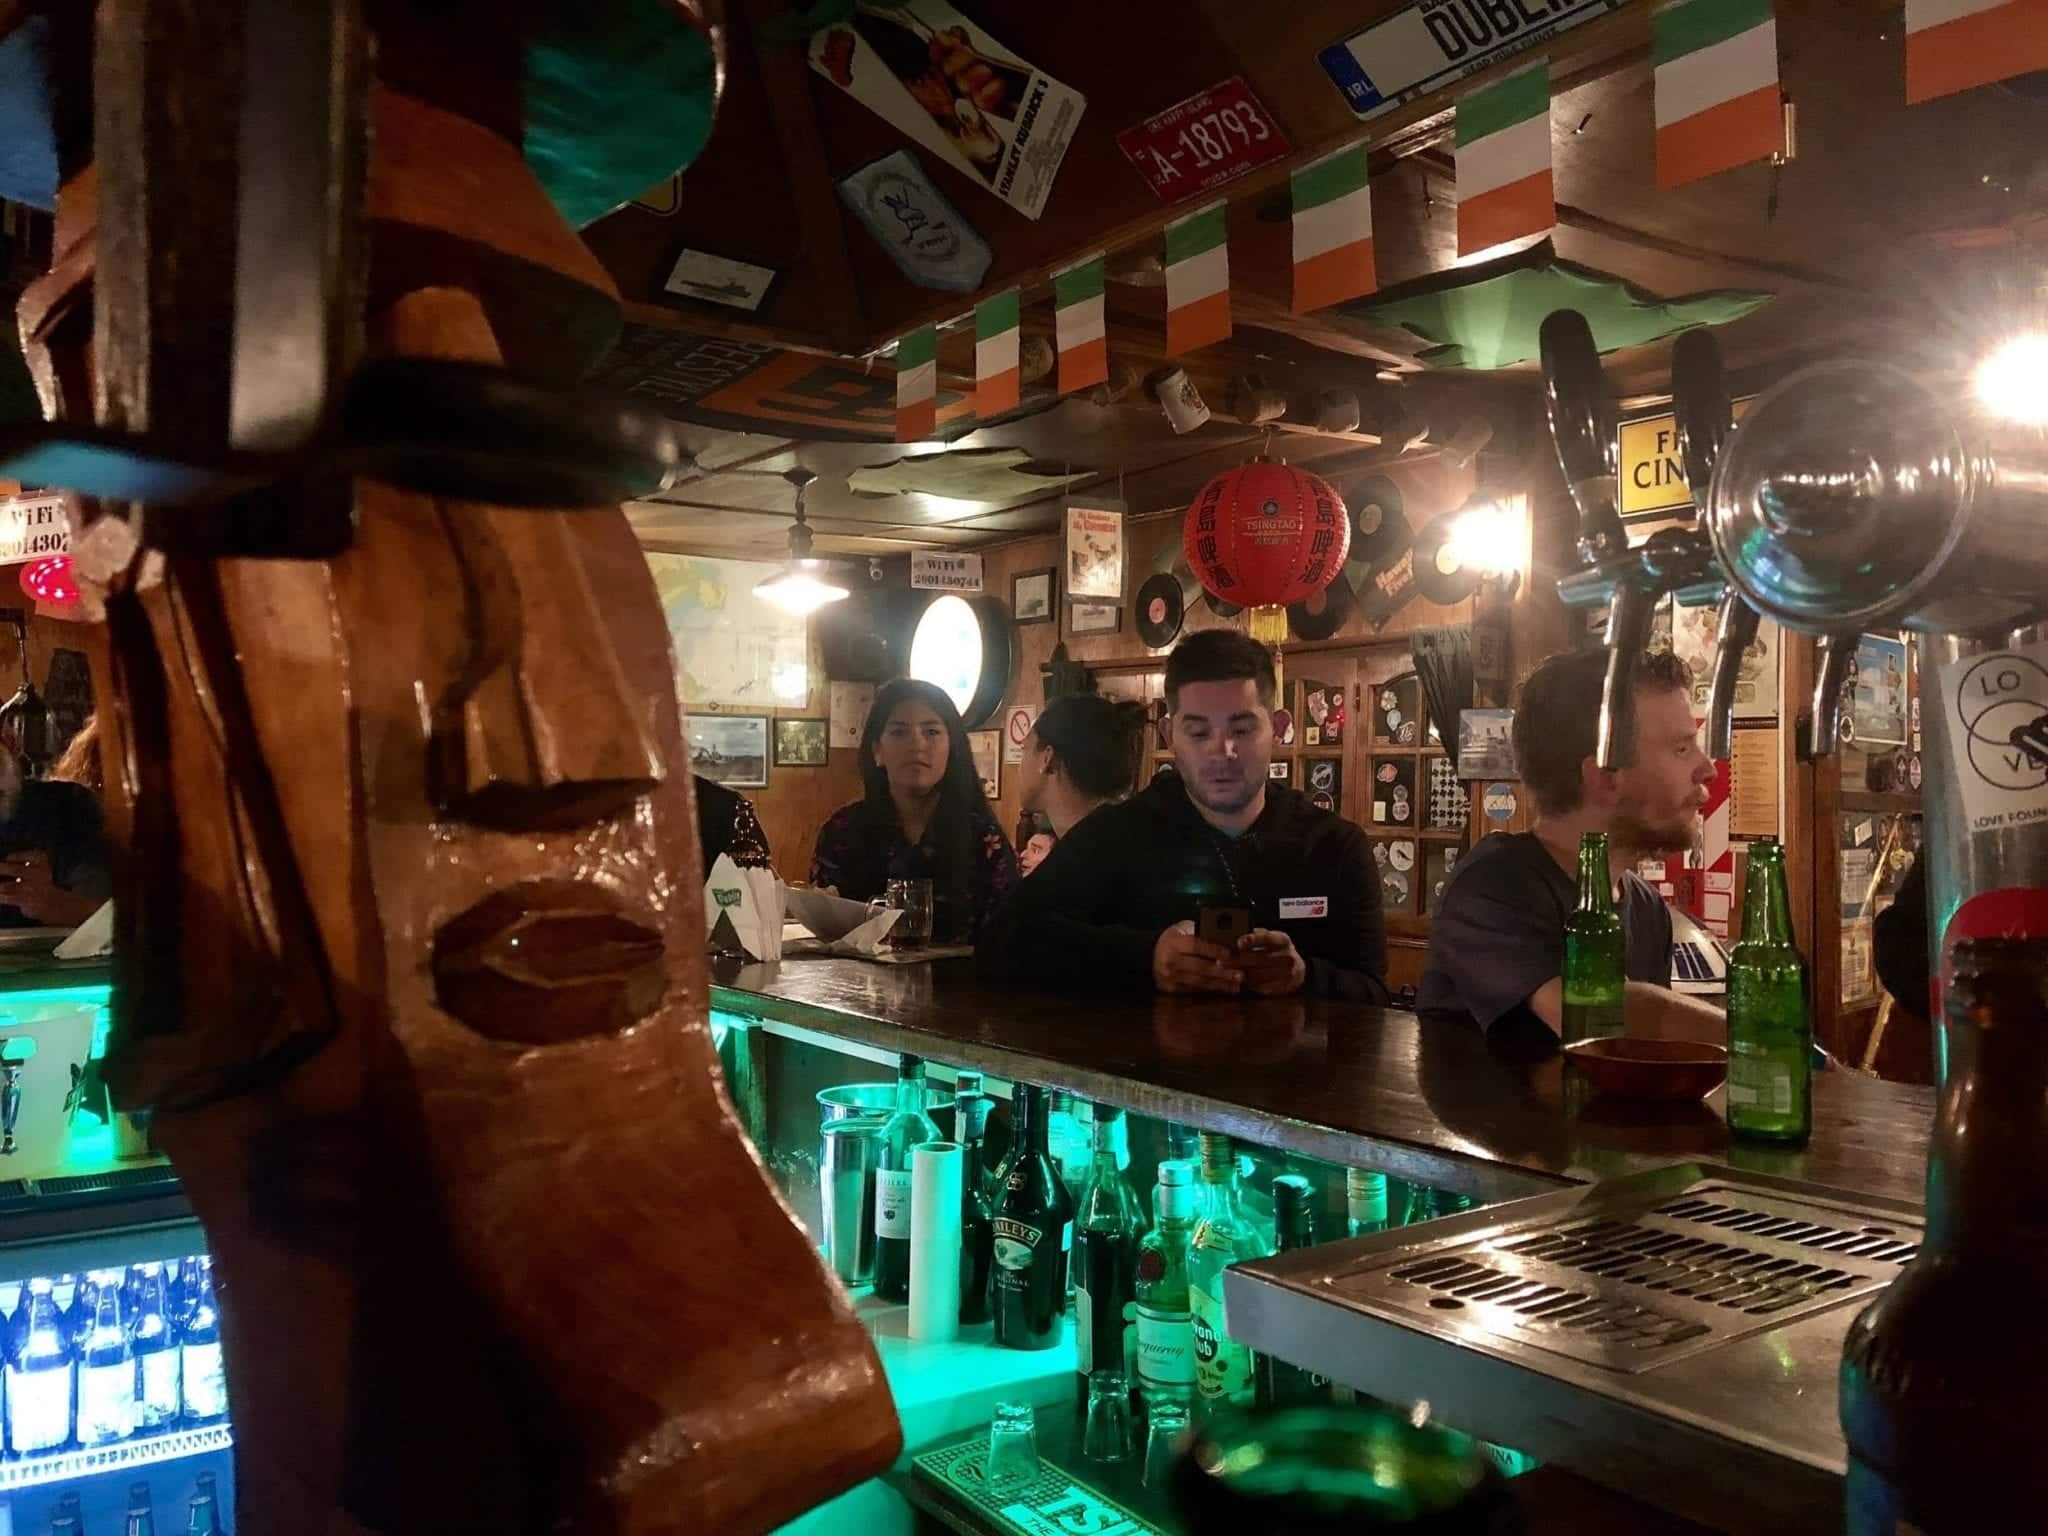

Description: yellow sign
[1618,397,1753,521]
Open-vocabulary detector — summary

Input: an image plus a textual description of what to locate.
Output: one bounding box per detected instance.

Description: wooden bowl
[1563,1037,1728,1102]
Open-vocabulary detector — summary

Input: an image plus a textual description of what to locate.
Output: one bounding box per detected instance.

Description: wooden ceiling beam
[744,0,869,357]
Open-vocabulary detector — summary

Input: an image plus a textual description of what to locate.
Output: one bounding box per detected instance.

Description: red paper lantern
[1183,458,1350,644]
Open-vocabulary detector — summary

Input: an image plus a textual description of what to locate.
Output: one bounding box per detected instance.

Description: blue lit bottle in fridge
[50,1490,84,1533]
[189,1470,228,1534]
[129,1261,180,1433]
[180,1257,227,1425]
[6,1275,73,1457]
[125,1479,157,1536]
[77,1267,136,1446]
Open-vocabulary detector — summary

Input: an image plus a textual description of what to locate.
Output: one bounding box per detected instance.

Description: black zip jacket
[976,773,1389,1001]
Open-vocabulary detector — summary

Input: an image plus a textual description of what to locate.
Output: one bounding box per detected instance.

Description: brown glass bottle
[1840,936,2048,1532]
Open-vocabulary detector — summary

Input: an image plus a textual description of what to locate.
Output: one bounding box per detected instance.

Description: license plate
[1318,0,1622,122]
[1115,76,1290,204]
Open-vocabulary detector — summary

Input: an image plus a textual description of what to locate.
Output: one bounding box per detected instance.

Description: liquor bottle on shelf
[991,1083,1071,1351]
[190,1472,228,1534]
[1256,1175,1330,1409]
[1402,1183,1438,1225]
[871,1054,940,1304]
[1725,837,1813,1145]
[1840,937,2048,1530]
[6,1274,73,1457]
[125,1481,156,1536]
[1188,1132,1270,1416]
[1346,1168,1388,1237]
[1134,1159,1197,1412]
[52,1492,84,1532]
[953,1072,994,1326]
[1166,1122,1198,1165]
[1073,1106,1145,1403]
[180,1257,228,1425]
[129,1261,180,1432]
[1562,831,1625,1044]
[78,1267,137,1446]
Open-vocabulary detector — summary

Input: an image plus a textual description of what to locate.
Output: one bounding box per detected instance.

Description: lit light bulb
[1974,333,2048,425]
[752,562,850,616]
[1440,499,1521,579]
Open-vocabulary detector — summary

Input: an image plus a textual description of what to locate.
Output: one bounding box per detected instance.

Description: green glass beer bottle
[1561,832,1625,1044]
[1725,838,1812,1144]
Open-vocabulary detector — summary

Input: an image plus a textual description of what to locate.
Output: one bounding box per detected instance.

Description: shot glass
[985,1400,1038,1491]
[1142,1400,1192,1489]
[1083,1371,1134,1465]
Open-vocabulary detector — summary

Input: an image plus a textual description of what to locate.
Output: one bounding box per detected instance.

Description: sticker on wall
[838,150,993,292]
[1003,704,1038,765]
[1483,782,1517,822]
[1940,641,2048,835]
[663,248,777,311]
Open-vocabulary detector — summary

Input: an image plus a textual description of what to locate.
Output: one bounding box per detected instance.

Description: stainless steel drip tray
[1225,1163,1923,1533]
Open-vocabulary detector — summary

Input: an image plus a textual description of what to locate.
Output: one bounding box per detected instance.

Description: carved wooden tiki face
[16,62,896,1536]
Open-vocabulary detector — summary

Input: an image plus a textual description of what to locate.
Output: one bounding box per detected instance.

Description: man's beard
[1184,770,1261,818]
[1610,807,1698,858]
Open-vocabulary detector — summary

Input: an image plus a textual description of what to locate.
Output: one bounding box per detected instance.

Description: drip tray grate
[1324,1179,1919,1375]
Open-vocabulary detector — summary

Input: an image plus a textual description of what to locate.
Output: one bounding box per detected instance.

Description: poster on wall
[807,1,1086,222]
[648,553,810,709]
[829,682,875,749]
[1664,595,1778,720]
[1848,633,1908,747]
[968,730,1001,799]
[1456,708,1515,780]
[1064,502,1126,602]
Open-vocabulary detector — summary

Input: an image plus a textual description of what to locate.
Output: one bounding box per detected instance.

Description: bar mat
[781,938,974,964]
[911,1437,1163,1536]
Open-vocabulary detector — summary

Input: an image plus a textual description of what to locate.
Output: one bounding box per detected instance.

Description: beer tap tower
[1540,309,2048,1083]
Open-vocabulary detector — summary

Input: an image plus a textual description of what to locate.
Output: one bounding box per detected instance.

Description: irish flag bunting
[1456,64,1554,259]
[1164,203,1231,356]
[1905,0,2048,104]
[895,324,937,443]
[1653,0,1780,190]
[975,289,1021,417]
[1291,146,1375,314]
[1053,256,1108,395]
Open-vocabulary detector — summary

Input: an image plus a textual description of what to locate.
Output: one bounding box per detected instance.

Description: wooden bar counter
[712,955,1933,1209]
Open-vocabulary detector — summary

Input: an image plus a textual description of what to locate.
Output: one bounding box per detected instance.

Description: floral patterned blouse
[810,797,1018,943]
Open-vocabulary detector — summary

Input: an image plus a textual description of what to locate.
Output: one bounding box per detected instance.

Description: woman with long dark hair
[810,679,1018,943]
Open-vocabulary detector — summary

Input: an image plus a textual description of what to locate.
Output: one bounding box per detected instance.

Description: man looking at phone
[977,630,1387,1000]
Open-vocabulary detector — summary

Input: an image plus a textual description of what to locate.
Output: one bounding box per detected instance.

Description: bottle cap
[1050,1088,1075,1111]
[1346,1168,1386,1198]
[1273,1174,1314,1244]
[1156,1158,1195,1188]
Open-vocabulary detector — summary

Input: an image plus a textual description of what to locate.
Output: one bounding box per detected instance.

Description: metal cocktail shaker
[820,1116,885,1286]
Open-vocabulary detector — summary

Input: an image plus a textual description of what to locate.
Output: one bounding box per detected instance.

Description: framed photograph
[967,729,1001,799]
[685,713,769,788]
[1068,601,1121,637]
[773,717,829,767]
[1064,502,1126,603]
[1456,707,1516,780]
[1012,566,1056,625]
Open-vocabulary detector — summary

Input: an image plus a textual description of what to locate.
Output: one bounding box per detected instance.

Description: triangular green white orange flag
[975,289,1021,418]
[1165,203,1230,356]
[1456,63,1553,259]
[1053,256,1107,395]
[1291,147,1375,314]
[1905,0,2048,104]
[895,325,937,443]
[1653,0,1780,190]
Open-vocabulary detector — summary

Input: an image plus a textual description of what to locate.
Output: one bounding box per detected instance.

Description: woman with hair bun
[1016,692,1149,840]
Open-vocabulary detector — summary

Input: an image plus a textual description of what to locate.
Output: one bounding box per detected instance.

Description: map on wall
[647,553,809,708]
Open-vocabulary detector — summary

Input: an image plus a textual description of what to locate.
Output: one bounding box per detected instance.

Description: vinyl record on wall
[1412,517,1482,607]
[1349,475,1411,565]
[1135,573,1186,649]
[1287,571,1356,641]
[1204,589,1243,619]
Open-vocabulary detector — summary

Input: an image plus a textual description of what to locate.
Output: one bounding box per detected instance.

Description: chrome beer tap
[1540,311,1724,768]
[1671,328,1759,762]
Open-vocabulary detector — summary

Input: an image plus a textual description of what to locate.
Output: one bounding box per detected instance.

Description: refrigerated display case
[0,960,236,1535]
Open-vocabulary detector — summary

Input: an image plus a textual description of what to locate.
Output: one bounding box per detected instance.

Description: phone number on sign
[1117,78,1289,201]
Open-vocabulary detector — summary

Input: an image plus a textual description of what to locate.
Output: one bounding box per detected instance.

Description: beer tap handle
[1671,327,1731,516]
[1704,588,1760,760]
[1809,631,1859,756]
[1540,310,1627,564]
[1597,582,1655,770]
